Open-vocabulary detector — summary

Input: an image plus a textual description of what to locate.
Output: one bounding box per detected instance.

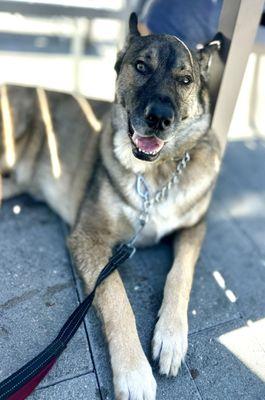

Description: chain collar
[128,152,190,246]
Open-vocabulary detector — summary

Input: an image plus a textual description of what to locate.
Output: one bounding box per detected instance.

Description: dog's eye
[178,75,193,85]
[135,61,147,73]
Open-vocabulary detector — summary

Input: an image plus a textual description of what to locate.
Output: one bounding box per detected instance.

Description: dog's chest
[128,191,207,247]
[139,201,182,246]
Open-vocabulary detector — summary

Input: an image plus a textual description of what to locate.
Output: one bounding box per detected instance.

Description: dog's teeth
[136,147,158,156]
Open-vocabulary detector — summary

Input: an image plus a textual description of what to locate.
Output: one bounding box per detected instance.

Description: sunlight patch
[218,318,265,382]
[1,84,16,168]
[213,270,226,290]
[212,270,237,303]
[74,94,102,133]
[37,87,61,179]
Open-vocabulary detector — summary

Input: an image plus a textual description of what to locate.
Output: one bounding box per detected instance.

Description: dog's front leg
[69,225,156,400]
[95,271,156,400]
[152,220,206,376]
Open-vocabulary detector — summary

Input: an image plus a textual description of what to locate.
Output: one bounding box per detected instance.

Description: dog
[1,13,223,400]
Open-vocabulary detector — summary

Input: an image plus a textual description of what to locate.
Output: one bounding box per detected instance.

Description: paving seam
[35,370,97,392]
[188,315,244,338]
[184,361,203,400]
[59,221,104,400]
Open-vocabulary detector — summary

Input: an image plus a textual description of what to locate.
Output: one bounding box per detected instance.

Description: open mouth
[128,119,165,161]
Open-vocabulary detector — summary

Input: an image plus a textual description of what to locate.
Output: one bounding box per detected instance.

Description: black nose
[145,101,174,131]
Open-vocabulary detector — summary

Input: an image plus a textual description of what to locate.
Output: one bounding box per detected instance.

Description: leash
[0,152,190,400]
[0,244,134,400]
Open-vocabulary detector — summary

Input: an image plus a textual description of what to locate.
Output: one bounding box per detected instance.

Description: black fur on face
[115,13,221,162]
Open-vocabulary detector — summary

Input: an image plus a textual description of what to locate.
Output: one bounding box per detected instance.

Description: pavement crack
[0,289,39,312]
[43,281,73,306]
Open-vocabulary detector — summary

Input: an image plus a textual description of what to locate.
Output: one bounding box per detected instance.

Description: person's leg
[139,0,223,48]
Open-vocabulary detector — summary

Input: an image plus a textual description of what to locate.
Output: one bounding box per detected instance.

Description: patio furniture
[0,0,131,92]
[210,0,264,155]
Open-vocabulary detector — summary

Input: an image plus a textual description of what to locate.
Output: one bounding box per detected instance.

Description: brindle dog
[1,13,223,400]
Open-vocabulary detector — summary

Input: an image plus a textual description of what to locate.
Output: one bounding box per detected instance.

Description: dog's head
[113,13,221,169]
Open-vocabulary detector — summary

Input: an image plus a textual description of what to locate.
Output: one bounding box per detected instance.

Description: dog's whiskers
[1,84,16,168]
[36,87,61,179]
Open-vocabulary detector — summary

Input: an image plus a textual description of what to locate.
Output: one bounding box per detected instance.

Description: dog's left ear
[128,12,140,37]
[197,32,223,78]
[115,13,140,74]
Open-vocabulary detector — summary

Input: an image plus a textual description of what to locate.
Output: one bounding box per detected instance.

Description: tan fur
[153,221,206,376]
[1,54,222,400]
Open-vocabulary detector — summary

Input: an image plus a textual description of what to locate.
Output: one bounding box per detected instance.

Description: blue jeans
[140,0,223,49]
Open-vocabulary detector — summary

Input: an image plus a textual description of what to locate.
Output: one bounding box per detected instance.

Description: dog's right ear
[115,13,140,74]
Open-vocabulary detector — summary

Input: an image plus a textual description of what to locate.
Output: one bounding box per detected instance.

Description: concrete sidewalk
[0,139,265,400]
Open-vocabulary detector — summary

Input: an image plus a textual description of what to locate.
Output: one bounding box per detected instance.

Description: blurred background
[0,0,264,140]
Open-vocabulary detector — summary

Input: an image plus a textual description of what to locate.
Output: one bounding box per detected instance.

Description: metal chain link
[129,152,190,246]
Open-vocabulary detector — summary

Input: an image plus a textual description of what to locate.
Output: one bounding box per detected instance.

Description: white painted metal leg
[210,0,264,156]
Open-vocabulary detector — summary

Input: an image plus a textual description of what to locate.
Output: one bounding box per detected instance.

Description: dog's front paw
[113,358,157,400]
[152,314,188,377]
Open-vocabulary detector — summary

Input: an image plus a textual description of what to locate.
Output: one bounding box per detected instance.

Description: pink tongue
[132,134,164,153]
